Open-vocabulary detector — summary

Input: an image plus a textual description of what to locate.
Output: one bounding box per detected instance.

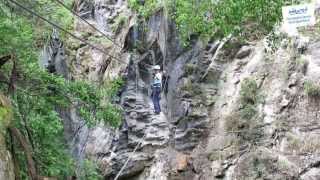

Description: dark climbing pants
[152,86,161,113]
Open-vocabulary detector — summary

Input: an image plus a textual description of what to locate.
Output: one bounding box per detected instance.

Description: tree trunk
[8,55,17,94]
[9,127,38,180]
[9,130,21,180]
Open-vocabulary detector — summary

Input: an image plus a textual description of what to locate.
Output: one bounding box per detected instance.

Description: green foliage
[239,78,262,122]
[172,0,290,44]
[266,31,286,53]
[9,61,120,178]
[78,159,103,180]
[296,57,309,75]
[129,0,292,46]
[128,0,293,45]
[181,80,202,96]
[0,94,12,132]
[111,15,128,33]
[88,36,113,46]
[240,78,259,107]
[225,78,263,144]
[304,80,320,98]
[128,0,161,18]
[104,77,125,98]
[0,1,122,179]
[96,77,125,127]
[33,0,74,40]
[240,104,257,120]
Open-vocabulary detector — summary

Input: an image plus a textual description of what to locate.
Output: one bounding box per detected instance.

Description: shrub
[225,78,263,145]
[240,78,259,106]
[128,0,162,18]
[78,159,103,180]
[225,111,262,144]
[304,80,320,97]
[180,80,202,96]
[169,0,288,45]
[111,15,128,33]
[296,57,309,75]
[88,36,112,46]
[240,104,257,120]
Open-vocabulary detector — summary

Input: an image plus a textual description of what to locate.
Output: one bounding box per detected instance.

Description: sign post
[282,3,316,35]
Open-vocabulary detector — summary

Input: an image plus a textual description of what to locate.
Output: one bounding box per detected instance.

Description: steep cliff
[45,1,320,179]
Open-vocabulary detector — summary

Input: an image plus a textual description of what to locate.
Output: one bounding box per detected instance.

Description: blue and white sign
[282,3,316,28]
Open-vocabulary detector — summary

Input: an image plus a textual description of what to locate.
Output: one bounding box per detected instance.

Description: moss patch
[0,94,12,132]
[180,80,202,96]
[286,133,320,154]
[184,63,198,76]
[240,78,259,106]
[304,80,320,98]
[111,15,128,34]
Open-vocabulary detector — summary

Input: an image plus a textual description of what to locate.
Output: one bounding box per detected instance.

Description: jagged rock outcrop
[40,29,69,79]
[53,1,211,178]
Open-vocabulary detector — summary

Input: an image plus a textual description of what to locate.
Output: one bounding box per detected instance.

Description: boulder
[300,168,320,180]
[235,46,252,59]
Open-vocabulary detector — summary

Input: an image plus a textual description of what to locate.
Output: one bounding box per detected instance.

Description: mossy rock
[180,80,202,96]
[304,80,320,98]
[184,63,198,76]
[0,93,12,132]
[111,15,128,34]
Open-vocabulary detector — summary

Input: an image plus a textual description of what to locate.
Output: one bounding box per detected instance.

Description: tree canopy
[129,0,295,45]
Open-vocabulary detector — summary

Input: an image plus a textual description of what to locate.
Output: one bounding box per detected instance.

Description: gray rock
[50,1,320,179]
[202,63,223,84]
[294,36,309,54]
[235,46,252,59]
[301,168,320,180]
[39,29,69,79]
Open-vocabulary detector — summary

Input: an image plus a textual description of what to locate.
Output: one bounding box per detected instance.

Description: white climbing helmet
[153,65,161,70]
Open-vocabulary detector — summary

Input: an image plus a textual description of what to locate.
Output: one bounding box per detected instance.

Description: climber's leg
[156,87,161,113]
[152,87,161,114]
[152,88,158,113]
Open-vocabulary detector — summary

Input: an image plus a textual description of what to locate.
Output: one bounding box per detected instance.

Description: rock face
[49,0,320,179]
[52,1,210,178]
[40,29,69,79]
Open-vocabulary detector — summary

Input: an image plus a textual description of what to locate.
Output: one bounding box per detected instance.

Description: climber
[151,65,162,114]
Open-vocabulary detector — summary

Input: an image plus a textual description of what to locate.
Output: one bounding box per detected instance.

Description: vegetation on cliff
[1,0,311,179]
[0,0,121,179]
[129,0,296,45]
